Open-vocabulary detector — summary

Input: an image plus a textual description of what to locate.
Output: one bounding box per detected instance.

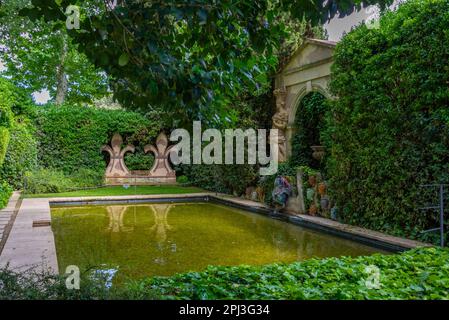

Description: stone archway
[272,38,336,162]
[290,91,328,169]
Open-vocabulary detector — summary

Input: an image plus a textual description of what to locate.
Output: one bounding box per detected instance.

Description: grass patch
[22,185,205,198]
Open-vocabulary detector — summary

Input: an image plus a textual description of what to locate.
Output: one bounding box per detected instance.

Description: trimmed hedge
[0,122,38,189]
[0,78,14,167]
[23,168,105,194]
[0,127,10,168]
[0,180,12,209]
[324,0,449,239]
[181,164,258,196]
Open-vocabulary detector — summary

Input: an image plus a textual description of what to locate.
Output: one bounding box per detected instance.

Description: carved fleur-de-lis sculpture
[144,132,176,177]
[101,133,135,178]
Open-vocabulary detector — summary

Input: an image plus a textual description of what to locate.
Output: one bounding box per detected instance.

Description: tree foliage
[0,0,109,105]
[19,0,393,124]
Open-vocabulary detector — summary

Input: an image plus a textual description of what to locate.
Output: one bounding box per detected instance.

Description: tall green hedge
[0,78,15,167]
[0,180,12,209]
[182,164,258,195]
[324,0,449,239]
[0,127,10,168]
[0,122,38,189]
[34,105,162,175]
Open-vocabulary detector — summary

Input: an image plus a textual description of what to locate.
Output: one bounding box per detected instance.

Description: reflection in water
[107,206,132,233]
[149,203,173,245]
[51,202,385,282]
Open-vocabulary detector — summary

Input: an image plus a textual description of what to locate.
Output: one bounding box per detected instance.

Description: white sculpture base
[105,175,177,186]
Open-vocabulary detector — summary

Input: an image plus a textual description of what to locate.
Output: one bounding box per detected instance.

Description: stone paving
[0,191,20,252]
[0,198,58,274]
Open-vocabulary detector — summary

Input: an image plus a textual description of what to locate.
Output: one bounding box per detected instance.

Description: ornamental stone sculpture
[101,132,176,185]
[272,88,288,162]
[144,132,176,179]
[101,133,135,179]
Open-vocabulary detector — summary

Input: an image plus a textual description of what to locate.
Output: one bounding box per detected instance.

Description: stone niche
[272,38,337,215]
[101,132,176,185]
[273,38,336,162]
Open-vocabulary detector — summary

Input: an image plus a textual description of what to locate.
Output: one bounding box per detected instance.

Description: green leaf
[118,53,129,66]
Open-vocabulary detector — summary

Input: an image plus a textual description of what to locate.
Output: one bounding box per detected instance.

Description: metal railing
[419,184,447,247]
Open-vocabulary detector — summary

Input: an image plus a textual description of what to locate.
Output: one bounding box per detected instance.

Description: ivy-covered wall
[290,92,328,169]
[323,0,449,241]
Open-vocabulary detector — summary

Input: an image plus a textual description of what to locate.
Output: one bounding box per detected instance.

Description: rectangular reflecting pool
[51,202,385,282]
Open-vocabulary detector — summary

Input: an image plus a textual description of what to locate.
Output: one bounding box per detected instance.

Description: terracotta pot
[311,145,325,161]
[308,175,317,187]
[309,204,317,216]
[318,182,327,195]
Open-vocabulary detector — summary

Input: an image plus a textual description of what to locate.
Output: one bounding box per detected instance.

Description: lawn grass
[22,185,205,198]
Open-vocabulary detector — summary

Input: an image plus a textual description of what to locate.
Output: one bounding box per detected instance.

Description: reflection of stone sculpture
[149,203,173,245]
[144,132,176,179]
[101,132,176,185]
[101,133,135,179]
[272,88,288,162]
[106,206,133,233]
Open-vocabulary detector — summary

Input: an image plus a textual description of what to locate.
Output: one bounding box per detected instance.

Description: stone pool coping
[0,192,430,274]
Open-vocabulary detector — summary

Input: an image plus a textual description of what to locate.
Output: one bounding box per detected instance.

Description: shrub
[0,266,120,300]
[24,169,73,194]
[0,127,10,167]
[23,168,106,194]
[176,175,189,184]
[0,122,38,189]
[182,164,258,195]
[124,150,154,171]
[0,180,12,209]
[69,168,104,188]
[323,0,449,239]
[0,78,14,129]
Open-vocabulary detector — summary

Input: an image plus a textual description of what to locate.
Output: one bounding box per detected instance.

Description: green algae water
[51,202,383,282]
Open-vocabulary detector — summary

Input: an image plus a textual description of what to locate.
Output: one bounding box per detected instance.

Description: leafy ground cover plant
[3,248,447,300]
